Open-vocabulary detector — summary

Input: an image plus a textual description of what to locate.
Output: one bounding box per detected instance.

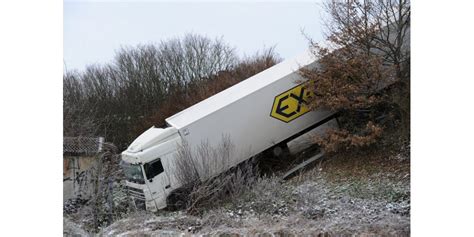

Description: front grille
[126,186,146,210]
[127,186,145,200]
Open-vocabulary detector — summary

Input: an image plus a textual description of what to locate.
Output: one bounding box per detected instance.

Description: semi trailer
[120,50,338,211]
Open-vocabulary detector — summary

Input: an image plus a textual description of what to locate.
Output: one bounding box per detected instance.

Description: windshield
[120,160,145,184]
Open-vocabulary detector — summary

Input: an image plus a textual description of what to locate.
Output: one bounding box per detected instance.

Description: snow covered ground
[64,126,410,236]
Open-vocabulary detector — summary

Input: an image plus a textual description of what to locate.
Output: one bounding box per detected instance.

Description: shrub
[171,136,259,215]
[301,0,410,152]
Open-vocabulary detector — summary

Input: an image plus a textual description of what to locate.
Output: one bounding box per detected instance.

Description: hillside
[65,129,410,236]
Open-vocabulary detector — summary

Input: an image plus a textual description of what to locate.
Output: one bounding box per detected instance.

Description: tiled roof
[63,137,104,156]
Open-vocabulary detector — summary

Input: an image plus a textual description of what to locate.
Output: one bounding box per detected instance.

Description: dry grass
[195,139,411,235]
[172,136,260,215]
[97,142,410,236]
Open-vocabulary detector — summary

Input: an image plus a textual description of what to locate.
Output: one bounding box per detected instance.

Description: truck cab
[120,126,181,211]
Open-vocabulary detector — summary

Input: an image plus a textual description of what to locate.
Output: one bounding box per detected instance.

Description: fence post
[107,178,114,225]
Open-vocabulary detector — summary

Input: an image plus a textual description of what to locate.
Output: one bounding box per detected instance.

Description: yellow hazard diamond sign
[270,84,313,123]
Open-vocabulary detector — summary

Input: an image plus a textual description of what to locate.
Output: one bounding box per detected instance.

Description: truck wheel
[166,190,187,211]
[272,143,290,158]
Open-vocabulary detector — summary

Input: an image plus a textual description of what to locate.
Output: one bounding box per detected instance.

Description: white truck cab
[121,127,182,211]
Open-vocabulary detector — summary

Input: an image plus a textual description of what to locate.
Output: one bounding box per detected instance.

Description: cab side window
[144,158,164,180]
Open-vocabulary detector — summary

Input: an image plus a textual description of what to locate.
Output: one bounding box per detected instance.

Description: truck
[120,50,339,212]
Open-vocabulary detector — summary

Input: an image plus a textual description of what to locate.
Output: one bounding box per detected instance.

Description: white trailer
[120,51,338,211]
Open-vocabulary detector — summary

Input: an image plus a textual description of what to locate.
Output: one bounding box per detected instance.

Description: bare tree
[319,0,410,79]
[63,71,99,137]
[301,0,410,152]
[63,34,279,149]
[156,34,237,96]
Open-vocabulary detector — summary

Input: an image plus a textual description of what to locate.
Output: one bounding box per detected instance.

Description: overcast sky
[64,1,325,71]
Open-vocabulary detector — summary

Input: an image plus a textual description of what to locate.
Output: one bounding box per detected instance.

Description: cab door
[143,158,171,204]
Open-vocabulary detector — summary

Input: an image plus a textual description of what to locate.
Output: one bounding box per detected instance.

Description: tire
[166,189,187,211]
[272,143,290,158]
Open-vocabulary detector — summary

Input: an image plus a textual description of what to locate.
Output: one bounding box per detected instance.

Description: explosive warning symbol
[270,83,313,123]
